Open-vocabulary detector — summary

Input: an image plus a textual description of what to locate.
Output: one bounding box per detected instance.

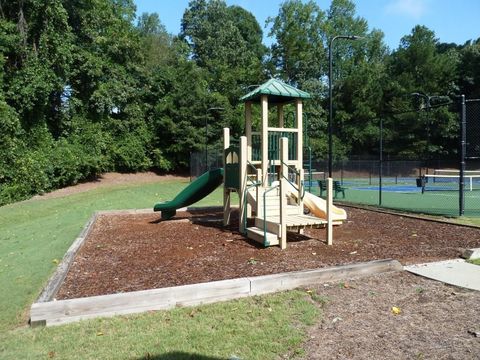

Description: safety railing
[280,160,305,201]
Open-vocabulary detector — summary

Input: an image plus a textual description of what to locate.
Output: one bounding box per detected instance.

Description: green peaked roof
[240,78,311,104]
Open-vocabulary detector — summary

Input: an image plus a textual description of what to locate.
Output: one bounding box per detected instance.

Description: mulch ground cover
[304,271,480,359]
[56,207,480,300]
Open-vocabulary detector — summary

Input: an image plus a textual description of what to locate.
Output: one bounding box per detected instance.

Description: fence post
[459,95,466,216]
[223,128,231,226]
[379,117,383,206]
[340,159,344,185]
[326,178,333,246]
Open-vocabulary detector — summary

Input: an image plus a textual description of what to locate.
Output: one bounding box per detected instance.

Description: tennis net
[423,174,480,191]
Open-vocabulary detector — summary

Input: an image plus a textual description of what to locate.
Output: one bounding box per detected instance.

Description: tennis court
[351,185,421,193]
[305,171,480,217]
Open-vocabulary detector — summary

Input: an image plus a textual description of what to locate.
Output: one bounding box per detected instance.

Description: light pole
[205,107,224,172]
[328,35,362,178]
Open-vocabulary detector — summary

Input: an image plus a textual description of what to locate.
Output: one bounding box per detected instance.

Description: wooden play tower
[223,79,331,249]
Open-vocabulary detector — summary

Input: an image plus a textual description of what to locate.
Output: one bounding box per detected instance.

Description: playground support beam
[261,95,269,186]
[223,128,231,226]
[278,104,284,128]
[245,101,252,162]
[280,137,288,249]
[239,136,248,233]
[295,99,303,171]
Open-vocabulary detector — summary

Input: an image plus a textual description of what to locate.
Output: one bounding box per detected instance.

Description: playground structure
[154,79,347,248]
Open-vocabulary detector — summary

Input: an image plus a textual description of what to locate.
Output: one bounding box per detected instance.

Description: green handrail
[281,173,306,201]
[246,161,259,186]
[263,184,279,246]
[268,158,276,186]
[279,160,305,200]
[247,161,257,173]
[280,160,301,177]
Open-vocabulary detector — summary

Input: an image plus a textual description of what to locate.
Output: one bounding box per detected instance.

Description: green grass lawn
[0,177,322,359]
[467,258,480,265]
[1,290,321,360]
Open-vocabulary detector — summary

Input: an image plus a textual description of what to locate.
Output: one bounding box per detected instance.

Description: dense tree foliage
[0,0,479,204]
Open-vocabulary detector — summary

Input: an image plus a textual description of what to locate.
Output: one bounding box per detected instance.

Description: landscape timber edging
[34,206,228,301]
[35,212,99,303]
[460,247,480,260]
[30,259,403,327]
[34,207,199,304]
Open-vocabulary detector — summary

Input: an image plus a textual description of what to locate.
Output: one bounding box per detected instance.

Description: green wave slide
[154,168,224,220]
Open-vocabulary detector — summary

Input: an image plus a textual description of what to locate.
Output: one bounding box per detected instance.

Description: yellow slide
[302,191,347,221]
[282,181,347,221]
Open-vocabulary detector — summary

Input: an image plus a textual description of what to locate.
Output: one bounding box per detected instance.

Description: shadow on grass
[137,352,229,360]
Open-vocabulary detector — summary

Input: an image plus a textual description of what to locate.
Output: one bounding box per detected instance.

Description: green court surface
[315,179,480,217]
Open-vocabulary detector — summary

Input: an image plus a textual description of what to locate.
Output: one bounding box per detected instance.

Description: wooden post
[295,99,303,171]
[326,177,333,246]
[278,104,284,128]
[223,128,230,226]
[239,136,247,233]
[245,101,252,162]
[280,137,288,249]
[261,95,269,186]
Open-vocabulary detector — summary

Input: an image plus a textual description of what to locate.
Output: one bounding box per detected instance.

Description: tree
[267,0,327,84]
[137,12,173,69]
[458,38,480,98]
[333,28,389,155]
[148,40,225,170]
[180,0,265,104]
[2,0,73,136]
[386,25,460,158]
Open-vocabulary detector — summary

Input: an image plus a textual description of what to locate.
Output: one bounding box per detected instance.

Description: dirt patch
[303,271,480,359]
[56,207,480,300]
[32,172,188,200]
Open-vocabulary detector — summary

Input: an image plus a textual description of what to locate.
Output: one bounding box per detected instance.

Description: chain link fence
[302,158,480,217]
[466,99,480,159]
[304,97,480,217]
[189,149,223,181]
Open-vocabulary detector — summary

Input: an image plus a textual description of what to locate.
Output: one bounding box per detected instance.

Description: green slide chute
[154,168,224,220]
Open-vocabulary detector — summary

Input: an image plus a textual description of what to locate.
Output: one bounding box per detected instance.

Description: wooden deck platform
[258,214,327,229]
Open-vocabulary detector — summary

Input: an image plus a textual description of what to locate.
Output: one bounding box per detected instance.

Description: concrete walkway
[405,259,480,291]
